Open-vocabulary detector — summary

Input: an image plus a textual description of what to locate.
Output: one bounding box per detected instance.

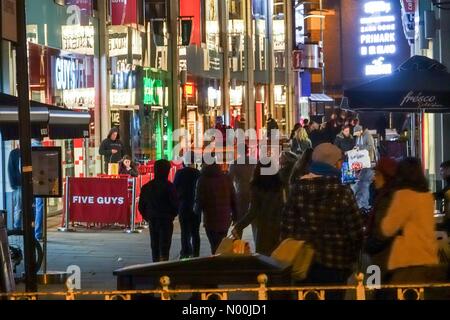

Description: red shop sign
[68,177,130,224]
[111,0,138,26]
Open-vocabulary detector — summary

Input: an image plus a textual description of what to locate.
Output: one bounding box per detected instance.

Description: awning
[308,94,335,103]
[344,56,450,113]
[0,92,91,140]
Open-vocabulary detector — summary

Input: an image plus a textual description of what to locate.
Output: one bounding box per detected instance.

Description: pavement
[29,214,255,292]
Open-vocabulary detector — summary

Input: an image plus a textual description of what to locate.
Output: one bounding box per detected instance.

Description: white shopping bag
[346,149,371,170]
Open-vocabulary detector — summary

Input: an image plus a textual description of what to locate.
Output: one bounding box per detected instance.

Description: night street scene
[1,0,450,305]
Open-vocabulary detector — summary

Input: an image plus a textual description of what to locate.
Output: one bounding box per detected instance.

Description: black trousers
[149,218,174,262]
[179,213,201,258]
[300,263,352,300]
[205,230,228,255]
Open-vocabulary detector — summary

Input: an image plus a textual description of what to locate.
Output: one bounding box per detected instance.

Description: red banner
[401,0,416,13]
[68,177,130,224]
[111,0,137,26]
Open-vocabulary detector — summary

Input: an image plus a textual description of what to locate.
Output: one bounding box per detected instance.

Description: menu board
[32,147,63,198]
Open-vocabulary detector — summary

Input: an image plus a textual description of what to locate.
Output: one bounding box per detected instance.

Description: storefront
[27,42,96,178]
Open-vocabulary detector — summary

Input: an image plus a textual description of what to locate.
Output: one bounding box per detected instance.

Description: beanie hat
[312,143,342,167]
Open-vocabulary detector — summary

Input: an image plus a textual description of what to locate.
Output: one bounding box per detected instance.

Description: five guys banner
[68,177,130,224]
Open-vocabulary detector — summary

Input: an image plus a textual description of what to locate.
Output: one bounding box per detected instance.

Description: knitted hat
[353,125,363,135]
[312,143,342,167]
[374,157,398,178]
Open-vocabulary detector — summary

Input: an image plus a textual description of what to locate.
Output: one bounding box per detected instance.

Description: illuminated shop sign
[110,89,137,106]
[143,77,164,105]
[61,25,95,55]
[360,0,398,76]
[109,26,129,57]
[61,88,95,109]
[54,56,87,90]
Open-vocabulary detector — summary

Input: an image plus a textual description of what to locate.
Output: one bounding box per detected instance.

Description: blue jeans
[11,189,43,240]
[34,197,44,240]
[351,168,374,209]
[12,188,22,229]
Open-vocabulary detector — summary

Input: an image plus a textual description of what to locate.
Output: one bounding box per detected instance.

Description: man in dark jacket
[99,127,124,173]
[195,161,237,254]
[139,159,178,262]
[334,126,355,155]
[8,147,22,229]
[281,143,364,299]
[173,152,201,258]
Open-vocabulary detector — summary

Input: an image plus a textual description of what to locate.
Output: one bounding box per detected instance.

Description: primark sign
[360,0,399,77]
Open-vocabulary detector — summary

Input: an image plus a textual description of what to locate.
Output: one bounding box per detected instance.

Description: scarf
[309,161,341,178]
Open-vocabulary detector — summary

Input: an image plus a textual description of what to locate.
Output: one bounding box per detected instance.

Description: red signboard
[111,0,138,26]
[180,0,201,46]
[68,177,130,224]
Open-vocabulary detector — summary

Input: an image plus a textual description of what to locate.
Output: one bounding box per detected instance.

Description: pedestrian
[118,155,138,177]
[309,121,327,148]
[281,143,364,299]
[266,114,279,140]
[31,139,44,241]
[8,145,22,230]
[353,124,376,163]
[194,160,237,254]
[302,118,310,133]
[99,127,124,173]
[324,114,341,143]
[380,157,444,284]
[290,127,312,156]
[138,159,179,262]
[8,142,44,241]
[334,125,355,155]
[364,157,398,280]
[352,124,377,210]
[289,148,313,187]
[436,160,450,232]
[231,162,284,256]
[289,123,302,143]
[278,151,298,194]
[173,152,202,259]
[228,144,257,239]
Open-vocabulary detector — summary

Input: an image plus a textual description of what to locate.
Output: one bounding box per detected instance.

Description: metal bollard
[58,177,75,232]
[125,178,141,234]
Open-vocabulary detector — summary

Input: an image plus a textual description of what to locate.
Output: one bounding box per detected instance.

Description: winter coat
[138,179,178,221]
[381,189,439,271]
[118,162,138,177]
[194,164,237,232]
[99,138,124,168]
[234,188,285,256]
[281,173,364,270]
[173,167,201,218]
[228,159,257,221]
[291,138,312,155]
[355,130,376,162]
[334,133,355,154]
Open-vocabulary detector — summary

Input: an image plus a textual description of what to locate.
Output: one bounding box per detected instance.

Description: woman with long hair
[231,162,285,255]
[289,148,313,187]
[380,157,443,284]
[291,127,312,156]
[118,155,139,177]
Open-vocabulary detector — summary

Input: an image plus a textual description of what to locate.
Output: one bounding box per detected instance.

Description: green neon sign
[143,77,163,105]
